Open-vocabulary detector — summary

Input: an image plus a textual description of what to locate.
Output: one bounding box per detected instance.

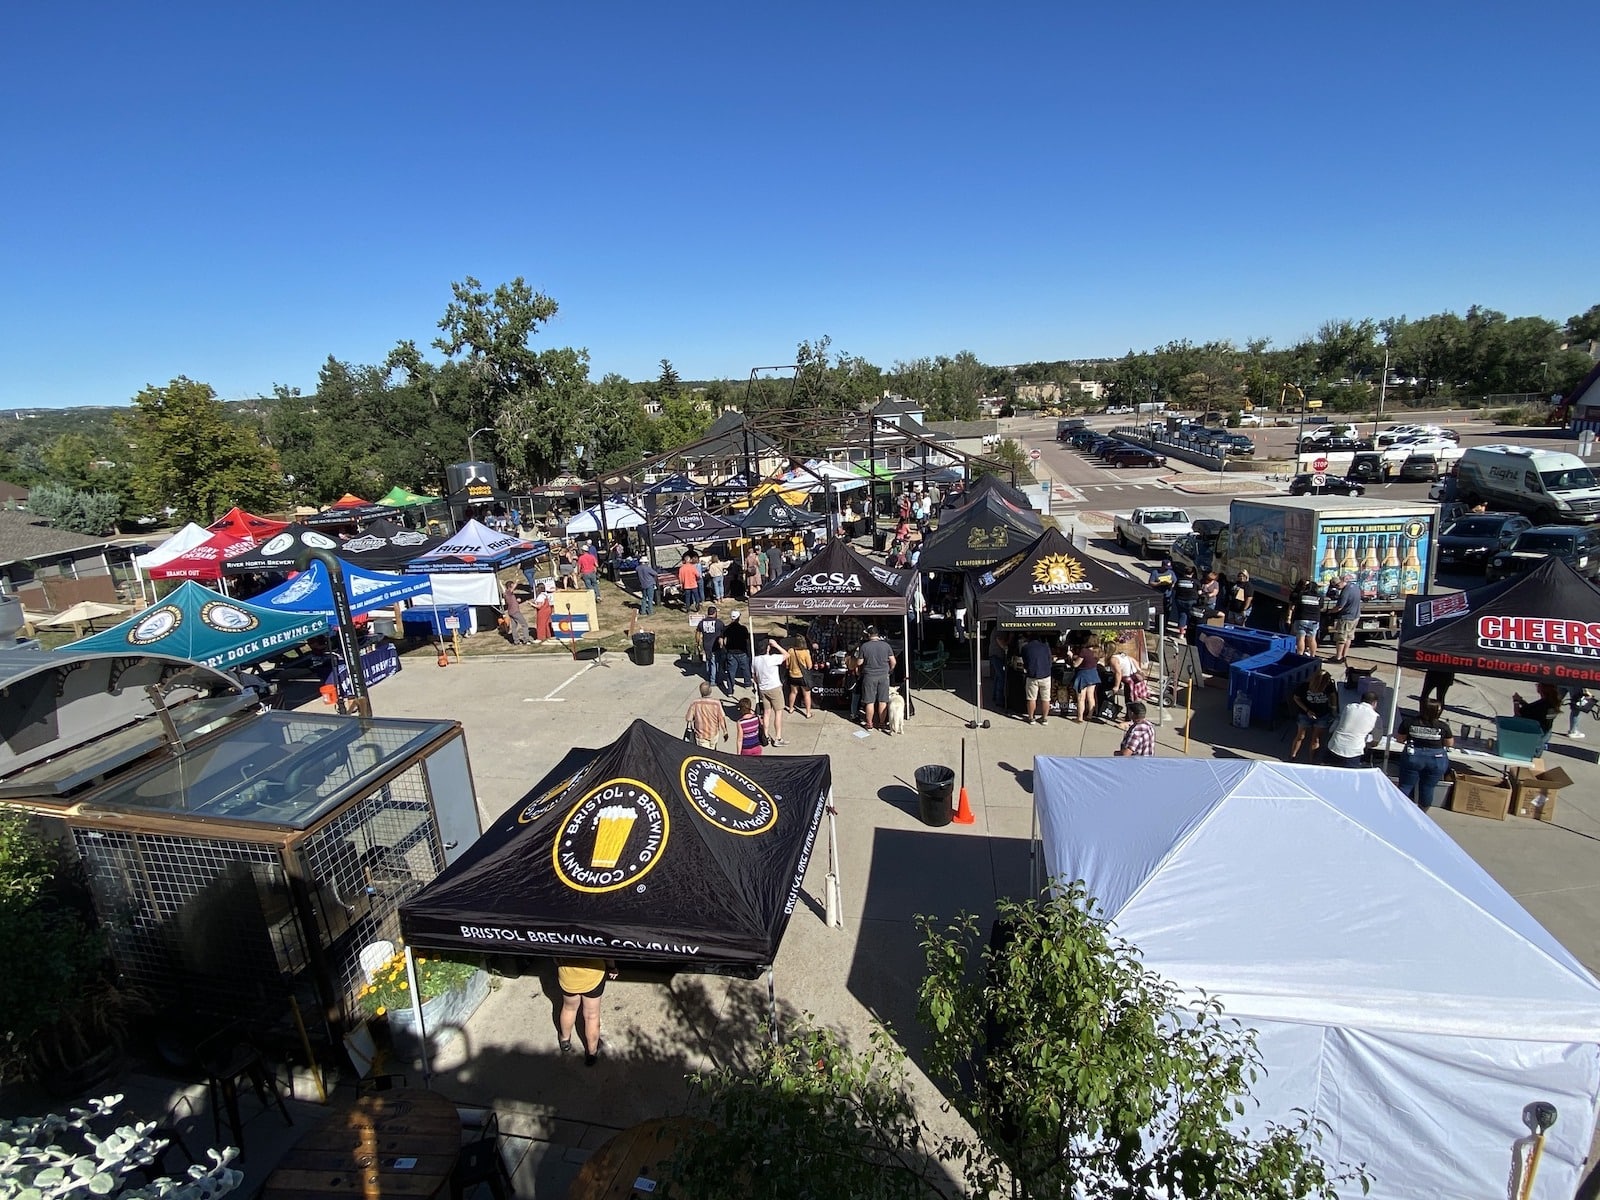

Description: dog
[886,691,905,735]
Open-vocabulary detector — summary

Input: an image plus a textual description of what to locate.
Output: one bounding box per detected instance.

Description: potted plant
[358,947,490,1061]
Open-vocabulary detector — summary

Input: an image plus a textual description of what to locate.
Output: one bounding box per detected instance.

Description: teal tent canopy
[65,581,331,671]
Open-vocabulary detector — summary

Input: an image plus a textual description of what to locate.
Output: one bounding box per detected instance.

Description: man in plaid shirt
[1115,702,1156,757]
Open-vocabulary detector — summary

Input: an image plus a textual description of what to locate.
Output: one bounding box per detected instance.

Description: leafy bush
[358,949,477,1017]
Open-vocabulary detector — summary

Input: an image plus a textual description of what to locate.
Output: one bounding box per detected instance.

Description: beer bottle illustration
[1401,536,1423,594]
[1379,535,1401,598]
[1340,534,1359,577]
[1319,537,1339,586]
[1359,534,1380,599]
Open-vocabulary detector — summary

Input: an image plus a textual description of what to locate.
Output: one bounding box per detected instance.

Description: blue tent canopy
[250,559,431,624]
[644,473,697,495]
[65,581,331,672]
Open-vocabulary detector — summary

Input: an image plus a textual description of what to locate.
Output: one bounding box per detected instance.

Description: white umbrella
[566,500,647,535]
[38,601,133,635]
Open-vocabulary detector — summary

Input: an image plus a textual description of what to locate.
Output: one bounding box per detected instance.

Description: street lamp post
[1374,348,1389,441]
[467,426,495,464]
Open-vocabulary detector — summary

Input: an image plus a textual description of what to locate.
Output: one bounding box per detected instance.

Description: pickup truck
[1113,507,1194,559]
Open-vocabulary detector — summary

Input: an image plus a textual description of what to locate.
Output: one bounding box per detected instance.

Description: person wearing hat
[1224,569,1253,625]
[1328,572,1363,664]
[721,609,753,694]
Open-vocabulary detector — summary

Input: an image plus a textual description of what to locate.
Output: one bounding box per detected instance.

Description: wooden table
[566,1117,709,1200]
[263,1089,461,1200]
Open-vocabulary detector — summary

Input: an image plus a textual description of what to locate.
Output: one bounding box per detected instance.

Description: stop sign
[1029,449,1041,461]
[1312,456,1330,472]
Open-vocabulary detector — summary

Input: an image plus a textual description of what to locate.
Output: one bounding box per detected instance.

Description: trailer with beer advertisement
[1175,497,1440,637]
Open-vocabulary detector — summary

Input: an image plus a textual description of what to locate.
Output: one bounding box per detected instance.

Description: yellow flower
[398,981,408,990]
[375,1006,386,1016]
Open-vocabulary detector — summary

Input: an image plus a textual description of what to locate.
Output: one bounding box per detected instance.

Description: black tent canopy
[399,720,832,971]
[972,527,1158,632]
[221,519,442,576]
[649,497,744,547]
[746,539,916,618]
[915,489,1044,572]
[738,494,827,534]
[950,473,1034,511]
[1399,557,1600,687]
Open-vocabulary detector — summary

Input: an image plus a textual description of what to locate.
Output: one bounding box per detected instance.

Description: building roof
[0,509,115,565]
[0,481,28,504]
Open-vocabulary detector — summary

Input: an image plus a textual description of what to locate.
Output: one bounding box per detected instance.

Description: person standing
[705,553,727,602]
[752,639,789,747]
[1288,668,1339,762]
[1020,632,1054,725]
[502,578,532,645]
[1114,702,1156,756]
[684,681,729,749]
[1072,640,1101,723]
[678,555,702,612]
[697,606,725,687]
[636,558,657,616]
[1324,691,1380,767]
[1418,669,1455,709]
[1329,572,1362,663]
[1147,557,1175,596]
[735,697,763,755]
[757,543,774,583]
[1224,570,1254,625]
[856,625,896,733]
[743,546,763,596]
[1170,566,1197,634]
[988,628,1013,712]
[577,544,601,606]
[1290,577,1324,658]
[1199,571,1221,618]
[1395,700,1454,810]
[1512,683,1561,749]
[533,581,553,644]
[1567,686,1590,740]
[784,634,814,719]
[721,610,753,693]
[556,957,618,1068]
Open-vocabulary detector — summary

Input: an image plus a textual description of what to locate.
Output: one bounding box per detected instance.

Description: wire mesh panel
[71,827,302,1019]
[297,761,445,1025]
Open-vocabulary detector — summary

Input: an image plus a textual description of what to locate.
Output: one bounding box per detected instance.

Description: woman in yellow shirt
[557,957,618,1067]
[783,635,814,718]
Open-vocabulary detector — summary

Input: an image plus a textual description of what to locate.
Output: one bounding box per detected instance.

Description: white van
[1455,445,1600,523]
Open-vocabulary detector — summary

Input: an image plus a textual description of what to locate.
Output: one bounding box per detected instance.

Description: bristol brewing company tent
[1032,758,1600,1199]
[649,497,744,548]
[400,719,834,1052]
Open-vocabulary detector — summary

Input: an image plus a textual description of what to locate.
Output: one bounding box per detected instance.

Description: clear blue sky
[2,1,1595,409]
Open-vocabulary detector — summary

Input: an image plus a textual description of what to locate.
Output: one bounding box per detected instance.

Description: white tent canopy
[565,499,647,534]
[799,459,869,492]
[133,523,211,575]
[1032,758,1600,1200]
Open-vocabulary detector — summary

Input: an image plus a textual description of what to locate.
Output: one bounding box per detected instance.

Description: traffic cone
[953,785,975,824]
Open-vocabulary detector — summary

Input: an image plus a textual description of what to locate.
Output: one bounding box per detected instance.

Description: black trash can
[874,530,890,552]
[631,632,656,666]
[914,765,955,827]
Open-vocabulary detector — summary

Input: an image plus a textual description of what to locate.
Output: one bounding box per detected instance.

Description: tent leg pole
[1156,613,1166,727]
[1029,798,1040,897]
[825,794,843,929]
[403,945,432,1087]
[767,966,777,1044]
[1384,662,1404,771]
[902,613,911,718]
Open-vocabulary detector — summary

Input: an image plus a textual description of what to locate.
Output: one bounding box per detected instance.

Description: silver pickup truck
[1113,507,1193,560]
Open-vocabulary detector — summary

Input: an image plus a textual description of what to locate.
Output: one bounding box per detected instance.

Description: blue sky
[2,2,1595,408]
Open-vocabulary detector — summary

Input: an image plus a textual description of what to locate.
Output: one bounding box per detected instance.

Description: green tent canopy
[377,486,441,508]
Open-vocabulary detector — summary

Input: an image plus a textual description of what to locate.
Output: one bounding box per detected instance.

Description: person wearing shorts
[856,626,896,733]
[557,957,618,1067]
[1289,669,1339,762]
[1329,573,1362,663]
[1290,578,1324,658]
[752,639,789,747]
[1072,641,1102,723]
[1020,632,1054,725]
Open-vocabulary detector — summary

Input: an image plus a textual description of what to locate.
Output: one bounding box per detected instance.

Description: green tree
[918,886,1364,1199]
[973,438,1033,484]
[121,378,282,523]
[1565,304,1600,345]
[24,484,123,536]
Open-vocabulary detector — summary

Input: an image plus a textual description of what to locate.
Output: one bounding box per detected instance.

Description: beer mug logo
[681,757,777,835]
[517,764,593,826]
[553,779,669,893]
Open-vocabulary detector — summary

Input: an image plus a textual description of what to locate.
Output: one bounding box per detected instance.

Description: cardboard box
[1449,769,1512,820]
[1509,766,1574,823]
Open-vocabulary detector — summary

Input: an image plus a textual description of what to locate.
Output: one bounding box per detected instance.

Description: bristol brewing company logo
[517,764,594,825]
[1031,553,1092,594]
[680,756,777,835]
[553,779,670,893]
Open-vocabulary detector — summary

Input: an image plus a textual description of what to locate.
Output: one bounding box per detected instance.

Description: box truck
[1171,496,1441,637]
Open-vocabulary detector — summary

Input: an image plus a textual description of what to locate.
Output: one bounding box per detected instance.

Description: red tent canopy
[208,506,289,540]
[146,531,257,580]
[331,493,372,509]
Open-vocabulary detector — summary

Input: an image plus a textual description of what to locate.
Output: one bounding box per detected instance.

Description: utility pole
[1375,348,1389,440]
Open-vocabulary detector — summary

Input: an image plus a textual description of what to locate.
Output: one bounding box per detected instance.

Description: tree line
[1,282,1594,532]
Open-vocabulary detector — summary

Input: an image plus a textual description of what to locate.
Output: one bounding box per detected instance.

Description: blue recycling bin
[1228,650,1321,727]
[1193,623,1293,678]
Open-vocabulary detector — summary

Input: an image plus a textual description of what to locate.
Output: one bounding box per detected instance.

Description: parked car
[1398,453,1442,482]
[1487,525,1600,583]
[1437,513,1533,573]
[1102,446,1168,468]
[1298,434,1366,452]
[1215,434,1255,456]
[1348,452,1392,483]
[1287,474,1366,497]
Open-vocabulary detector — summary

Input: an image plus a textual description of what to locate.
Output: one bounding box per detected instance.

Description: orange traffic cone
[436,651,450,667]
[953,785,975,824]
